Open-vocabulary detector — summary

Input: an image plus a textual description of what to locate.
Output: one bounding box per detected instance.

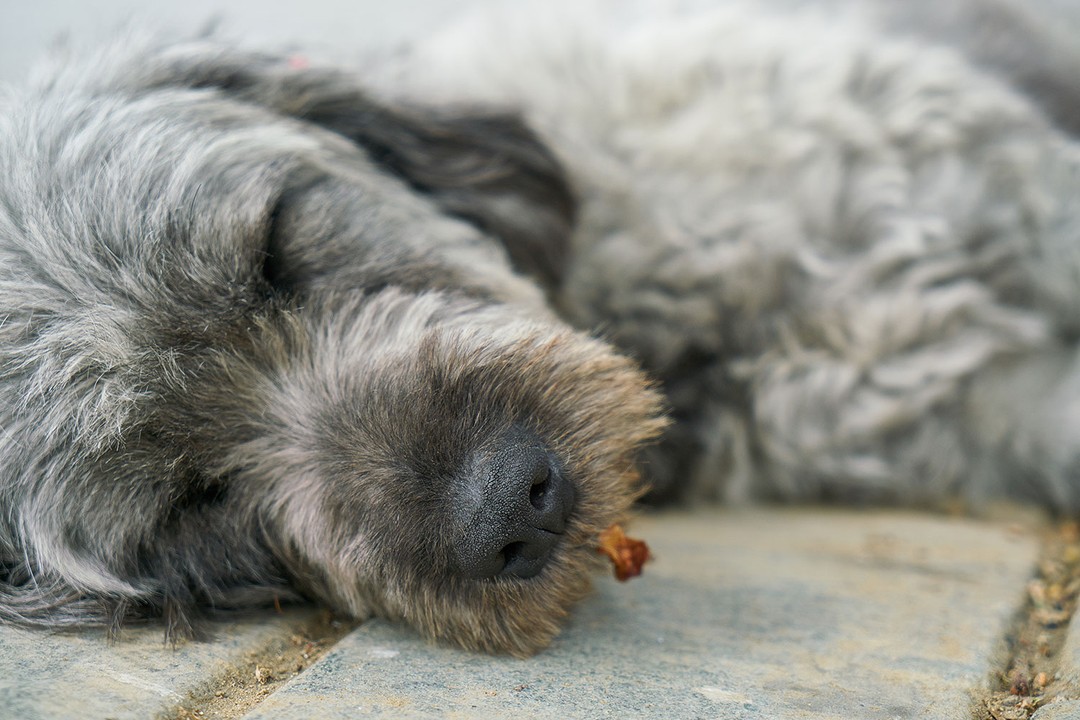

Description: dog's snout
[453,428,575,580]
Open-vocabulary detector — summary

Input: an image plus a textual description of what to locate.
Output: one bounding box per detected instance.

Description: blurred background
[0,0,483,83]
[6,0,1080,85]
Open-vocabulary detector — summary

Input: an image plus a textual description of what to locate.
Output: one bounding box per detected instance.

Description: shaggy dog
[3,0,1080,654]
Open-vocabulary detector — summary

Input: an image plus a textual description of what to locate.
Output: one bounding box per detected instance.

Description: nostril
[501,541,526,567]
[499,536,556,579]
[529,465,551,510]
[531,463,573,535]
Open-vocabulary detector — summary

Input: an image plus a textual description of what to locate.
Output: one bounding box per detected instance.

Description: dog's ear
[304,101,576,289]
[136,47,575,287]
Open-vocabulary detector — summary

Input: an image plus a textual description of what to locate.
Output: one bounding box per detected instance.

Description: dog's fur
[3,0,1080,654]
[0,36,665,655]
[385,0,1080,507]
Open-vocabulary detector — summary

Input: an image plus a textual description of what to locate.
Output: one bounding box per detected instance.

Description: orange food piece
[597,524,651,581]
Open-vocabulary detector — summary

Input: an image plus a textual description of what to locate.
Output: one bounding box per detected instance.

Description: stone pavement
[0,609,318,719]
[2,509,1076,720]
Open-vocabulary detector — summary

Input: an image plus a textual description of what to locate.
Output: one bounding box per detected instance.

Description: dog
[2,0,1080,655]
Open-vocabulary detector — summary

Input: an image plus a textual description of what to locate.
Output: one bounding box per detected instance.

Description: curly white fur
[383,1,1080,509]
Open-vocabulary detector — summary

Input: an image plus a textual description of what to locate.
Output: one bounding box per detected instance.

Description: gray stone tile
[1042,591,1080,717]
[0,609,314,720]
[244,510,1039,720]
[1033,699,1080,719]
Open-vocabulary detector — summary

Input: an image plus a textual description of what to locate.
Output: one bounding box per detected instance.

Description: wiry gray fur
[0,34,663,655]
[3,0,1080,654]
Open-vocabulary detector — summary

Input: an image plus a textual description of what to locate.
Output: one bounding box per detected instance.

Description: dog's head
[217,293,664,655]
[1,38,664,654]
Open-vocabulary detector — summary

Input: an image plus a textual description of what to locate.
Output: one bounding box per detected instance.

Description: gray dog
[3,0,1080,655]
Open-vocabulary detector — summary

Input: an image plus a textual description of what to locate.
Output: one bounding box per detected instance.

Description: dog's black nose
[453,428,575,580]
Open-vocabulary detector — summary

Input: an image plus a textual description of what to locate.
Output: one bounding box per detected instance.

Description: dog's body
[3,0,1080,653]
[386,1,1080,510]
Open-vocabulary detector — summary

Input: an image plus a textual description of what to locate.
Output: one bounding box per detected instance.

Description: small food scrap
[597,524,651,581]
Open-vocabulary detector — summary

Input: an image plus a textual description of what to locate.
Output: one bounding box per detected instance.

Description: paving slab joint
[159,609,357,720]
[976,522,1080,720]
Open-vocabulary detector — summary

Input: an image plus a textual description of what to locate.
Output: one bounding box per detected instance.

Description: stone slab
[0,609,315,720]
[243,509,1039,720]
[1033,699,1080,719]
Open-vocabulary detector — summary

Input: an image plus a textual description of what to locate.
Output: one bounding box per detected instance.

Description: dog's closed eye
[260,187,302,294]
